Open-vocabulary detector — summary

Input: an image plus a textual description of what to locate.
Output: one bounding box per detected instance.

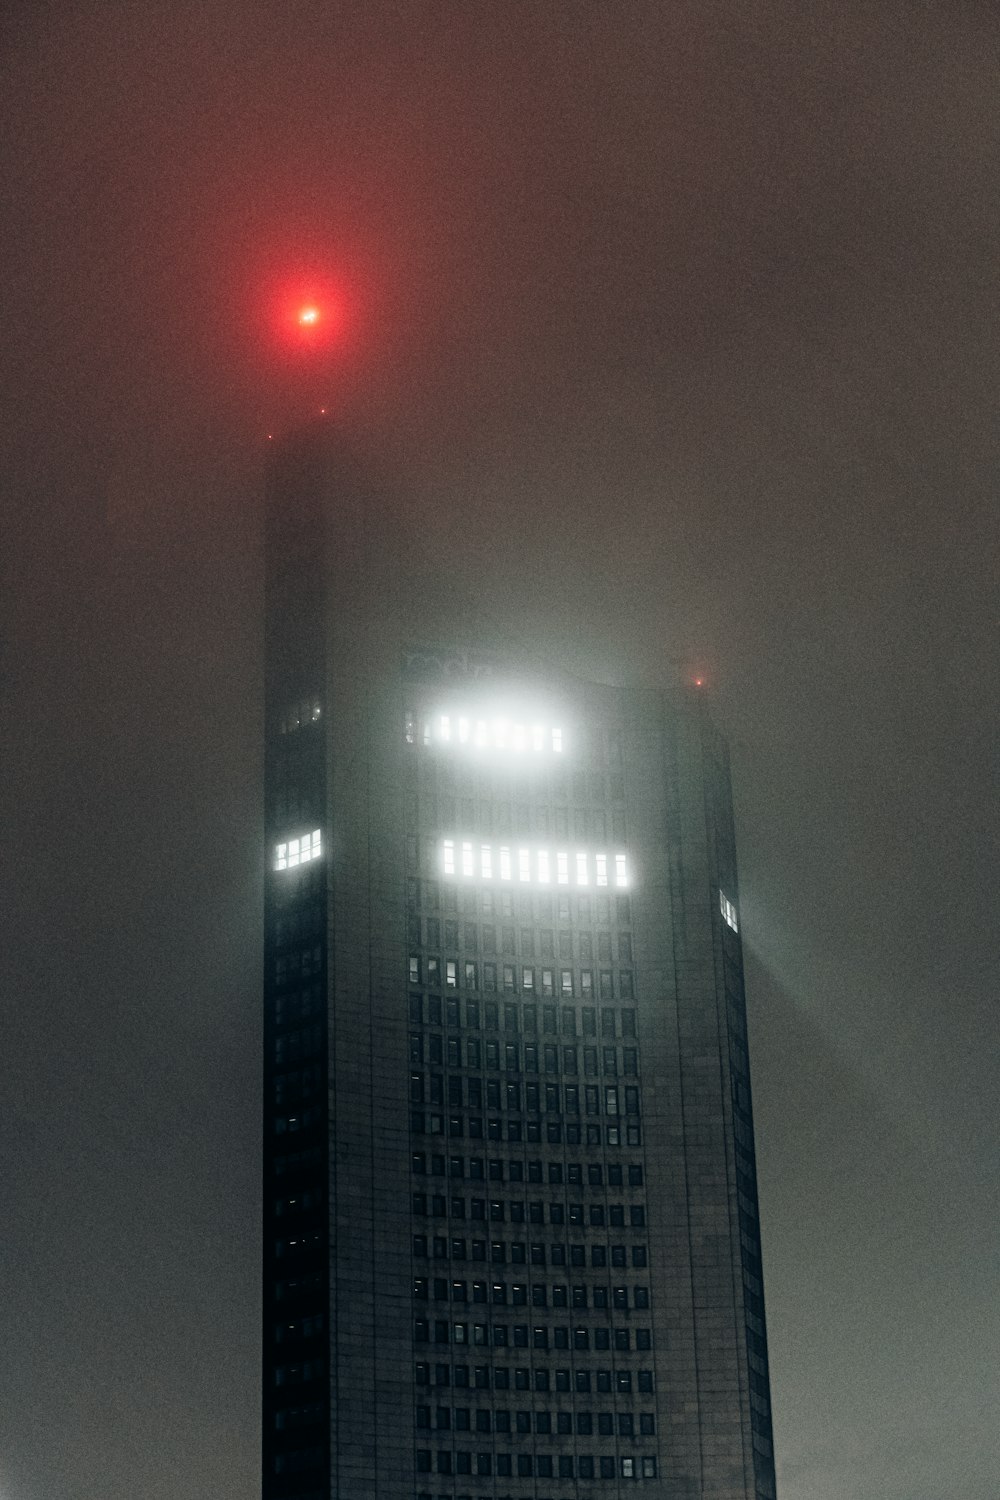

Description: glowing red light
[265,274,350,365]
[694,678,704,687]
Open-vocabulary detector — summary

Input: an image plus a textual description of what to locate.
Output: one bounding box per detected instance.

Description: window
[274,829,323,871]
[721,890,739,932]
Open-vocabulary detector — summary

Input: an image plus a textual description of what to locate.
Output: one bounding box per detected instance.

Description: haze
[1,4,997,1498]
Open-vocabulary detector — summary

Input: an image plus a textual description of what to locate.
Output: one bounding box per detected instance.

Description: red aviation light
[267,277,345,354]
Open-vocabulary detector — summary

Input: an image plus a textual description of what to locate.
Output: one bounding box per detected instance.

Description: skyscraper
[262,422,777,1500]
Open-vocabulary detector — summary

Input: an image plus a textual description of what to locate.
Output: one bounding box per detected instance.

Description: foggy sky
[2,4,998,1498]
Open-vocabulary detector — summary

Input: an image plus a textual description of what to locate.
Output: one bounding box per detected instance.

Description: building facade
[261,423,777,1500]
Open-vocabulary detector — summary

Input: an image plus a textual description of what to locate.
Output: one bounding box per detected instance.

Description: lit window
[720,891,739,931]
[439,838,634,891]
[407,708,565,757]
[275,830,322,871]
[446,962,457,988]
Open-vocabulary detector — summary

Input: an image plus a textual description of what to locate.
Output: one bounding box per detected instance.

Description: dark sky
[2,3,998,1497]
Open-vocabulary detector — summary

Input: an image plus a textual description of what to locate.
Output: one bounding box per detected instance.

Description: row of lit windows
[408,957,633,1001]
[413,1280,650,1310]
[408,879,632,930]
[408,996,636,1038]
[416,1407,655,1436]
[443,841,629,890]
[411,1117,642,1148]
[414,1321,652,1352]
[407,712,564,755]
[411,1155,644,1188]
[416,1363,653,1393]
[275,830,323,870]
[409,1039,639,1076]
[411,1197,647,1229]
[410,919,633,965]
[416,1452,657,1480]
[413,1239,647,1270]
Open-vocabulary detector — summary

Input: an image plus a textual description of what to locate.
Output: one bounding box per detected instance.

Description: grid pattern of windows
[406,710,565,756]
[405,715,657,1490]
[441,838,629,889]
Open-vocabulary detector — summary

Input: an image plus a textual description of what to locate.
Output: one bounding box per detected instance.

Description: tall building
[262,422,777,1500]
